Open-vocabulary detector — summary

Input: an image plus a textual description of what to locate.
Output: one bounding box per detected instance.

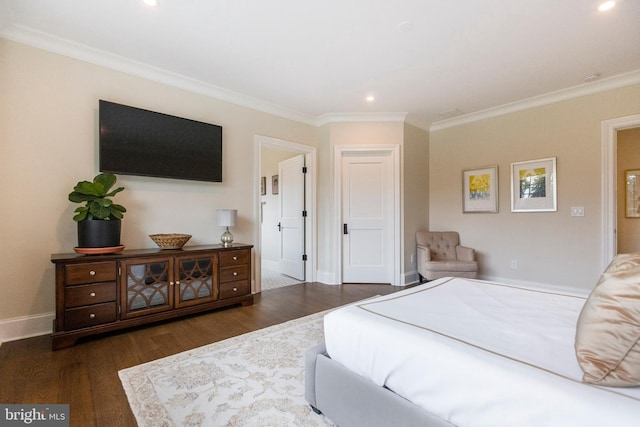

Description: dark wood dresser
[51,244,253,349]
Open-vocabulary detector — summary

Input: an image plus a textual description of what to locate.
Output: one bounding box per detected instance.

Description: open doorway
[254,136,316,292]
[602,114,640,270]
[616,127,640,254]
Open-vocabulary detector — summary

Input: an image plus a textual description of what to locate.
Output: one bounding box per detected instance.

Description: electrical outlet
[510,260,518,269]
[571,206,585,217]
[410,254,415,264]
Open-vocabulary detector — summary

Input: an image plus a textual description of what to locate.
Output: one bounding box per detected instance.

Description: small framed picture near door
[260,176,266,195]
[462,165,498,213]
[511,157,557,212]
[625,169,640,218]
[271,175,279,195]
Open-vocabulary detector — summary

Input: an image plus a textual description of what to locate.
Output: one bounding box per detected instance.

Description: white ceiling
[1,0,639,129]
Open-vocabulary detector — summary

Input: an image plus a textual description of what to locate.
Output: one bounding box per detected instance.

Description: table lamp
[217,209,237,247]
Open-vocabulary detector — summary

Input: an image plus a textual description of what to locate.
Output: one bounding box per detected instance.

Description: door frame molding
[333,144,401,286]
[601,114,640,270]
[254,135,317,290]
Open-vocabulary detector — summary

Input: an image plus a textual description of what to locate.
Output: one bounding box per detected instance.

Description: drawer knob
[233,272,238,276]
[233,287,238,292]
[89,270,96,276]
[233,256,238,261]
[89,313,96,319]
[89,292,96,297]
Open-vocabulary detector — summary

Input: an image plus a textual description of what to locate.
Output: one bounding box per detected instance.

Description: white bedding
[324,277,640,427]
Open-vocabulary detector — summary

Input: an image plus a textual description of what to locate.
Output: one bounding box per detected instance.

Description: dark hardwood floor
[0,283,409,427]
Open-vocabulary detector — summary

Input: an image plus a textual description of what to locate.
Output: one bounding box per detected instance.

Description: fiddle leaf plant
[68,173,126,221]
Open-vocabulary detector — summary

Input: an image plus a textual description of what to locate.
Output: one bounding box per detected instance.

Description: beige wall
[429,84,640,290]
[402,123,429,277]
[617,128,640,253]
[0,39,319,325]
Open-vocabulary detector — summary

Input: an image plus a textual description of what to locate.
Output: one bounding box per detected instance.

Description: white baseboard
[316,270,340,285]
[0,312,54,347]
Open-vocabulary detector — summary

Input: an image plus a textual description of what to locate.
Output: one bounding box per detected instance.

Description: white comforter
[324,277,640,427]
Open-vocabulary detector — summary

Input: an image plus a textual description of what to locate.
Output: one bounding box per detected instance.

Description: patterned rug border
[118,309,333,427]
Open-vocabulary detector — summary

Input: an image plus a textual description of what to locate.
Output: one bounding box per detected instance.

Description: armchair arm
[456,245,475,262]
[417,245,432,262]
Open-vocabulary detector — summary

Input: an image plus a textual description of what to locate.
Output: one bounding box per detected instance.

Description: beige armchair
[416,231,478,281]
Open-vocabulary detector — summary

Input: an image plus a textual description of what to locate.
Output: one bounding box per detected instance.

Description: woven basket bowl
[149,233,192,249]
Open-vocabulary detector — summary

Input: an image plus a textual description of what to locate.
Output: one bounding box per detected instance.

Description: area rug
[119,311,335,427]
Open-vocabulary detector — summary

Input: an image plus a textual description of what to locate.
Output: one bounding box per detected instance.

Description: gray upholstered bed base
[305,342,455,427]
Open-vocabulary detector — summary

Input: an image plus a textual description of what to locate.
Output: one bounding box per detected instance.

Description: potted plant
[69,172,126,248]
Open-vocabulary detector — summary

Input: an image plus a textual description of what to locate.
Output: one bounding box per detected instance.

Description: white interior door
[342,152,393,283]
[278,154,305,280]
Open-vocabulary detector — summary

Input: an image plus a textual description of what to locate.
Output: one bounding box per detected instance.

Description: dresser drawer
[64,302,117,330]
[64,282,116,308]
[219,249,249,267]
[219,280,251,299]
[220,264,249,283]
[65,262,117,285]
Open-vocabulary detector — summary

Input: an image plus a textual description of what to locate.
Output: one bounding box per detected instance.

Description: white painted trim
[254,135,317,290]
[316,112,408,127]
[3,21,638,133]
[316,270,340,285]
[431,70,640,131]
[1,23,317,126]
[601,114,640,270]
[333,145,402,286]
[0,312,54,346]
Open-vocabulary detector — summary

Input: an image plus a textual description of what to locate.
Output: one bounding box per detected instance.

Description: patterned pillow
[575,253,640,386]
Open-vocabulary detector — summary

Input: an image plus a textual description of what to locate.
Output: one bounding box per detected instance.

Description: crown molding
[0,23,319,126]
[316,112,408,127]
[3,21,638,134]
[430,69,640,132]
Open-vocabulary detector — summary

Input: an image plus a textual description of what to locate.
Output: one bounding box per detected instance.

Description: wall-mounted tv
[99,100,222,182]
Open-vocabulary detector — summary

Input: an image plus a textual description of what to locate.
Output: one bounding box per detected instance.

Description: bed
[305,258,640,427]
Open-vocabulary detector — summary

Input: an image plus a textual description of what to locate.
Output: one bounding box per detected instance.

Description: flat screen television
[99,100,223,182]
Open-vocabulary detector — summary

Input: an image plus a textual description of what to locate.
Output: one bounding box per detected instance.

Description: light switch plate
[571,206,585,217]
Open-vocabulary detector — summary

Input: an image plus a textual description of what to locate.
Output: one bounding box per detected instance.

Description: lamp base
[220,228,234,247]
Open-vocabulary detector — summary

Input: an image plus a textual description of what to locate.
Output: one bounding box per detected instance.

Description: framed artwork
[271,175,279,195]
[260,176,266,195]
[511,157,557,212]
[625,169,640,218]
[462,165,498,213]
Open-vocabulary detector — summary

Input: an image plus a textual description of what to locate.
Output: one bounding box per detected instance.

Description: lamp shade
[217,209,237,227]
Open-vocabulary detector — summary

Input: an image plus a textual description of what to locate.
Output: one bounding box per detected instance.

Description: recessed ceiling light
[142,0,159,7]
[366,95,375,103]
[598,1,616,11]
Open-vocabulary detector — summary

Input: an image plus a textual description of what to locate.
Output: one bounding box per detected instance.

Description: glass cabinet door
[120,257,174,319]
[175,254,218,308]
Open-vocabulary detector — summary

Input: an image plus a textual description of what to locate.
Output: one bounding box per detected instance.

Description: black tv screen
[99,100,222,182]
